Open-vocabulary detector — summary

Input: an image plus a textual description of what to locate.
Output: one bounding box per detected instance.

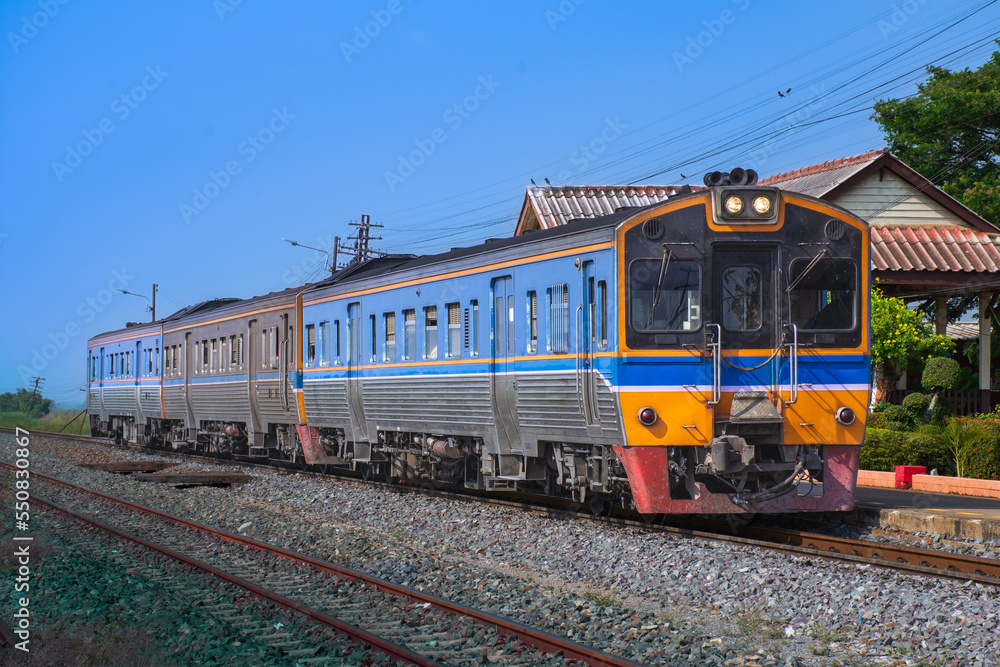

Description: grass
[582,590,620,607]
[0,409,91,435]
[734,611,786,639]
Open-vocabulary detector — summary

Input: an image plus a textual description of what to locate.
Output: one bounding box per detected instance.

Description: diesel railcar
[88,171,870,514]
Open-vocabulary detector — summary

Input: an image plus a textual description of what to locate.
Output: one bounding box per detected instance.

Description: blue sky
[2,0,999,406]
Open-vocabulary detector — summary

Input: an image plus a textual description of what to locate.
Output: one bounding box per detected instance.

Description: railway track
[2,459,642,667]
[14,496,425,664]
[11,427,1000,588]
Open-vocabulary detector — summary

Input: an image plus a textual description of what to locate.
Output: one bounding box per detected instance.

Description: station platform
[851,484,1000,542]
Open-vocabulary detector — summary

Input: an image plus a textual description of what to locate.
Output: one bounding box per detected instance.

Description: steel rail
[7,463,644,667]
[24,491,438,666]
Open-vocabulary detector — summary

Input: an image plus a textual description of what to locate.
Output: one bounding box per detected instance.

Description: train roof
[88,190,700,342]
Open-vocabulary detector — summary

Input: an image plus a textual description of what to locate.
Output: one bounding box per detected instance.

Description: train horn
[727,167,760,186]
[703,171,727,186]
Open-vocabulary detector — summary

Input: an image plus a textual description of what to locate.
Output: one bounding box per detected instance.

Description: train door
[280,313,291,413]
[346,303,368,442]
[580,259,601,429]
[710,247,781,415]
[183,333,195,430]
[491,276,521,452]
[247,319,262,435]
[99,347,105,417]
[134,341,144,427]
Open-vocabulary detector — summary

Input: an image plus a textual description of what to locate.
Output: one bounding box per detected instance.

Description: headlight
[751,195,772,216]
[724,195,744,215]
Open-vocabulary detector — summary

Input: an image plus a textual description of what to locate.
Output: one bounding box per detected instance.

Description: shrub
[922,357,961,393]
[860,428,954,474]
[881,404,913,430]
[901,392,932,420]
[958,416,1000,480]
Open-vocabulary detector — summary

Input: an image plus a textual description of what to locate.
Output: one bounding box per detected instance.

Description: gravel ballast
[4,432,1000,666]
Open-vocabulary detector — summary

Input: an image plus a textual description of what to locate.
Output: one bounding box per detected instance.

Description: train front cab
[613,182,870,514]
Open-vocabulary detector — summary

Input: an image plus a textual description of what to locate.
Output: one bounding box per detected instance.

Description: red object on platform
[895,465,927,489]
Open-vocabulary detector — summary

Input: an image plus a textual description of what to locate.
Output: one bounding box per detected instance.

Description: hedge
[859,428,954,475]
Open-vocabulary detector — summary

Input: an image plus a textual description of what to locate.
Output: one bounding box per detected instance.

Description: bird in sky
[778,90,784,97]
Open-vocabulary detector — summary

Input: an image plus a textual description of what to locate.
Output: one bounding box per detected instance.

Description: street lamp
[283,238,336,273]
[118,284,157,322]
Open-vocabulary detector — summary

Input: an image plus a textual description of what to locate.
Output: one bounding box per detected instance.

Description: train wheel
[588,493,610,517]
[640,513,662,525]
[384,460,398,485]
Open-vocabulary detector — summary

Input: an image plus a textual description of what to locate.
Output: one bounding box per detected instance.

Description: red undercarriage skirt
[612,445,860,515]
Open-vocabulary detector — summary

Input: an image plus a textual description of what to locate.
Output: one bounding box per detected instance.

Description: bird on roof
[530,178,536,185]
[544,178,551,185]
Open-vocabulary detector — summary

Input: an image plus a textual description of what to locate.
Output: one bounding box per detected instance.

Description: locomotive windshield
[788,257,857,330]
[629,260,701,332]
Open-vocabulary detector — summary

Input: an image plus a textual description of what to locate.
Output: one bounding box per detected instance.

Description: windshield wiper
[646,245,673,328]
[786,247,829,293]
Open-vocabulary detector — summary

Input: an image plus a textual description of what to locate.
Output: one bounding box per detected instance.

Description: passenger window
[229,335,236,369]
[469,300,478,357]
[446,303,461,358]
[424,306,438,360]
[547,284,569,354]
[319,322,329,366]
[403,310,415,361]
[271,326,280,369]
[527,292,538,353]
[305,324,316,367]
[597,281,608,349]
[384,313,396,362]
[370,314,377,363]
[333,320,341,363]
[261,329,269,369]
[236,336,243,368]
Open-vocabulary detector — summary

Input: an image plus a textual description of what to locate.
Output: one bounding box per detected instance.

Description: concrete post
[980,291,993,412]
[935,297,947,336]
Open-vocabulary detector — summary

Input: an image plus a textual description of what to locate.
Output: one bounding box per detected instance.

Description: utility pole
[23,376,44,426]
[331,236,340,274]
[341,214,386,265]
[152,283,157,321]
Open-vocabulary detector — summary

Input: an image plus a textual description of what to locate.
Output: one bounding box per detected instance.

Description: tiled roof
[870,225,1000,273]
[758,148,888,197]
[946,322,982,340]
[520,185,697,231]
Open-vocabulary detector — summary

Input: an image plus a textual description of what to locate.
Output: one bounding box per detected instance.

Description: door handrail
[707,323,721,405]
[784,323,799,405]
[575,305,584,416]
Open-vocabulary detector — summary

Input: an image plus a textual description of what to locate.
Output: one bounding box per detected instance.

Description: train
[87,169,871,515]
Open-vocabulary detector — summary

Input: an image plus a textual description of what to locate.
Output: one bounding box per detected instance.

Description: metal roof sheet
[758,148,887,197]
[870,225,1000,273]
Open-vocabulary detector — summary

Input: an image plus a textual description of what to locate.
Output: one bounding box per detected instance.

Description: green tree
[871,288,953,399]
[872,46,1000,224]
[0,389,53,418]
